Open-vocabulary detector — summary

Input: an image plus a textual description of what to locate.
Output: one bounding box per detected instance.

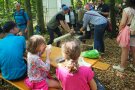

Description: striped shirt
[83,10,107,28]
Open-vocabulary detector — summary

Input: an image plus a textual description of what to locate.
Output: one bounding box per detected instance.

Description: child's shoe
[113,65,125,72]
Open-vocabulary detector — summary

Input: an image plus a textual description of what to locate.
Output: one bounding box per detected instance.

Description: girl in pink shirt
[25,35,61,90]
[56,39,97,90]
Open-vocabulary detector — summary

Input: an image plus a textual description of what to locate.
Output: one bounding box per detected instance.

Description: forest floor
[0,37,135,90]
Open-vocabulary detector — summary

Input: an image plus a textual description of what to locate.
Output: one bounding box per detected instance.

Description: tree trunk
[71,0,74,9]
[110,0,117,38]
[24,0,34,37]
[36,0,45,34]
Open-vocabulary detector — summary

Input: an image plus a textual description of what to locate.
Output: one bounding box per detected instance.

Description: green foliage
[0,0,37,25]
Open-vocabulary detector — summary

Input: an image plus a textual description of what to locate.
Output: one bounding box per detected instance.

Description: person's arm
[86,67,97,90]
[100,12,109,17]
[36,57,50,71]
[60,20,70,32]
[21,37,27,60]
[119,10,128,31]
[56,14,74,33]
[101,5,110,17]
[80,13,89,32]
[24,12,30,33]
[88,79,97,90]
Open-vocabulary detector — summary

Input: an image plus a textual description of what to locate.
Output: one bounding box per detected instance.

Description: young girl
[56,39,97,90]
[25,35,61,90]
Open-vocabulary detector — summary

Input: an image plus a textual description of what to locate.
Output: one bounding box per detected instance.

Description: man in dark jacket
[97,0,110,18]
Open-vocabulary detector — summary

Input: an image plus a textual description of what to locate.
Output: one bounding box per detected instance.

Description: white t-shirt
[70,11,75,24]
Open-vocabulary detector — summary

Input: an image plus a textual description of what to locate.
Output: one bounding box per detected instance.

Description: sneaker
[113,65,125,72]
[130,64,135,72]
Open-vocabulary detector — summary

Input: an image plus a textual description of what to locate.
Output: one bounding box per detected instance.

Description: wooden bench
[0,46,110,90]
[0,74,57,90]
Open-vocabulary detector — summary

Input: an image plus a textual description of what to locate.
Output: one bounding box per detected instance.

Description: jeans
[94,23,107,53]
[47,27,62,46]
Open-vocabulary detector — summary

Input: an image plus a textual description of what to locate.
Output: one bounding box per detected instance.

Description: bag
[81,49,100,59]
[116,26,130,47]
[130,15,135,35]
[14,9,27,25]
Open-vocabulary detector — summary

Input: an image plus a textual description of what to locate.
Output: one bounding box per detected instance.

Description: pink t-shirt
[56,66,94,90]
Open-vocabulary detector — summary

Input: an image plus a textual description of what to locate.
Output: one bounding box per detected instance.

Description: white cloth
[65,14,70,23]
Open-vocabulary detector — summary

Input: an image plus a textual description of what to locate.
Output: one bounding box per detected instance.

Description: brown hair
[27,35,46,54]
[61,39,81,74]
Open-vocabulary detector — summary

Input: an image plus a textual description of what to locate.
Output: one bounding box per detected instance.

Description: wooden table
[41,46,98,67]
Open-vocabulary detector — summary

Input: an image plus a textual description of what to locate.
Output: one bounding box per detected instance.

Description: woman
[113,0,135,72]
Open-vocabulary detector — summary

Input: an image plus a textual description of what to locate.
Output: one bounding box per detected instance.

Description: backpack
[14,9,27,26]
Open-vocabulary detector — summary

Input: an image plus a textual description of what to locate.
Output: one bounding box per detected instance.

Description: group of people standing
[0,0,135,89]
[47,0,109,53]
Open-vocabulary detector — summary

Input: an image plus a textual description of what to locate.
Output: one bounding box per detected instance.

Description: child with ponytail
[56,39,97,90]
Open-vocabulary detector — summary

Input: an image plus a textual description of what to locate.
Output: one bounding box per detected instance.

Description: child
[25,35,61,90]
[56,39,97,90]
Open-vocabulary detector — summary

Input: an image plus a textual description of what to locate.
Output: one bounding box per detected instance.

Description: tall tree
[24,0,34,37]
[71,0,74,9]
[36,0,45,34]
[110,0,117,38]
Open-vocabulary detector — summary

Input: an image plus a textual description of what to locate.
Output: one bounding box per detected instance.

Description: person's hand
[70,29,75,35]
[45,45,52,59]
[18,32,23,36]
[80,28,85,35]
[25,28,28,33]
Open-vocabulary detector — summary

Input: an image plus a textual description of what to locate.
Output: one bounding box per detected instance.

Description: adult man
[0,21,27,80]
[47,5,73,46]
[14,3,29,39]
[80,10,107,53]
[76,1,86,29]
[97,0,110,18]
[68,6,77,28]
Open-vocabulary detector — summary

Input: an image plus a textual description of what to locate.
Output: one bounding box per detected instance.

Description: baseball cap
[62,6,69,11]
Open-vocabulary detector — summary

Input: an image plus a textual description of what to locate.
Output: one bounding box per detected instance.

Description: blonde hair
[27,35,46,54]
[61,39,81,74]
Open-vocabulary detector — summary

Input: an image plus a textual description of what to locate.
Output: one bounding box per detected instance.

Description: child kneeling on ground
[25,35,61,90]
[56,39,97,90]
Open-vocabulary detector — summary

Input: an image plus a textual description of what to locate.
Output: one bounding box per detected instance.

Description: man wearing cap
[80,6,107,53]
[0,21,27,81]
[47,5,73,47]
